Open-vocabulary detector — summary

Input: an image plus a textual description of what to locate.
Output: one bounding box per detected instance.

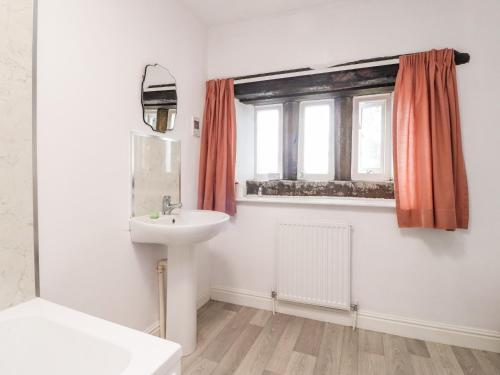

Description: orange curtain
[393,49,469,230]
[197,79,237,216]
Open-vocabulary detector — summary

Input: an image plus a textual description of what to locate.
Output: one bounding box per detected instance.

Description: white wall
[37,0,208,330]
[207,0,500,336]
[0,0,36,310]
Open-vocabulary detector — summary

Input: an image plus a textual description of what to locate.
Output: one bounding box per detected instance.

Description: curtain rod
[230,50,470,83]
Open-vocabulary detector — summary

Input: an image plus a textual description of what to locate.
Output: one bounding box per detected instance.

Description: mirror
[142,64,177,132]
[131,132,181,217]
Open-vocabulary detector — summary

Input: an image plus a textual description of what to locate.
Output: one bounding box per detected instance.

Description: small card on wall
[192,117,201,137]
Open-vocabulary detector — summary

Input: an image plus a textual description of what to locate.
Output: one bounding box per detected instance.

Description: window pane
[256,108,280,175]
[144,109,157,128]
[358,102,384,173]
[303,104,330,175]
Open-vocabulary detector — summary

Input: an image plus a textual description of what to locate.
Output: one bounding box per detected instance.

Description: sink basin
[130,210,229,246]
[129,209,230,356]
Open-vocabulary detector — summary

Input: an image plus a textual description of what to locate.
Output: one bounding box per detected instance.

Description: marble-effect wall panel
[0,0,36,309]
[132,134,181,217]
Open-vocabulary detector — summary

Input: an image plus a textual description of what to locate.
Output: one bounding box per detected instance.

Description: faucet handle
[163,195,171,204]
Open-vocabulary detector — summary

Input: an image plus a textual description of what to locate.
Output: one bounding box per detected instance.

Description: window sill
[236,195,395,208]
[245,179,394,200]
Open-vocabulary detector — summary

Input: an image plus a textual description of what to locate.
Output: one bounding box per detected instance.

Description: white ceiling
[180,0,338,26]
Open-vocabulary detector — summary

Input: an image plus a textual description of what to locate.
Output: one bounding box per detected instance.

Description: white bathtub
[0,298,182,375]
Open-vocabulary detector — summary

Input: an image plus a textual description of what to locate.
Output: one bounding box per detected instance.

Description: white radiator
[276,221,351,310]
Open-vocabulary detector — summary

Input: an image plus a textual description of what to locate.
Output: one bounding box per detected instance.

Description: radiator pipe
[351,303,359,331]
[157,259,168,339]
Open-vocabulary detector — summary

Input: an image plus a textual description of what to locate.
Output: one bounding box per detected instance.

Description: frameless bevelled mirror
[131,132,181,217]
[142,64,177,133]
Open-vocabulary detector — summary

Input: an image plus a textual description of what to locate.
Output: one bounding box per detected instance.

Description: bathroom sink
[130,209,230,246]
[129,209,229,355]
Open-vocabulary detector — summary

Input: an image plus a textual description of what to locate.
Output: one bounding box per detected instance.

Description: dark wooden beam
[235,64,398,102]
[143,104,177,108]
[143,90,177,105]
[334,97,353,181]
[282,101,299,180]
[231,50,469,83]
[233,50,469,102]
[242,86,393,106]
[148,83,176,89]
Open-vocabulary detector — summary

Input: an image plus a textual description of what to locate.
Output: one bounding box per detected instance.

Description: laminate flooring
[181,301,500,375]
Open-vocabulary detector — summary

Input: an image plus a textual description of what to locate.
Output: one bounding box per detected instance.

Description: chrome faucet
[162,195,182,215]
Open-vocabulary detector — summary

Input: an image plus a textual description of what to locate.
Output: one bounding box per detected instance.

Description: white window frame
[254,104,283,180]
[297,99,335,181]
[144,107,158,128]
[167,109,177,130]
[351,93,393,182]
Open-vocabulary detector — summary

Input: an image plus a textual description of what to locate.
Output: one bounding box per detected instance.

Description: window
[144,108,157,128]
[234,84,395,199]
[298,100,335,180]
[168,109,177,130]
[143,108,176,130]
[254,104,283,180]
[352,94,392,181]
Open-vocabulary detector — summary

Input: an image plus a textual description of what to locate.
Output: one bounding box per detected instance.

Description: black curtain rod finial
[458,51,470,64]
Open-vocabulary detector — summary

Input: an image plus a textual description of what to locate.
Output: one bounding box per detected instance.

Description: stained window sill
[236,195,396,208]
[245,179,394,200]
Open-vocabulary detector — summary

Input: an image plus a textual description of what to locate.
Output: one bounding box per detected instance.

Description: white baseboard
[211,286,500,353]
[197,291,211,309]
[144,292,211,337]
[144,321,161,337]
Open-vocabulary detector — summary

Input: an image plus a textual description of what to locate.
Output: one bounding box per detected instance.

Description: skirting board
[197,291,211,310]
[144,292,211,337]
[145,321,161,337]
[211,286,500,353]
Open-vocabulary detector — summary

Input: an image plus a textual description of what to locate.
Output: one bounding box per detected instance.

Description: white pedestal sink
[130,210,229,355]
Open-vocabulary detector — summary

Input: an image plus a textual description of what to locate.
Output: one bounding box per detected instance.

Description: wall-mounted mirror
[142,64,177,133]
[131,132,181,217]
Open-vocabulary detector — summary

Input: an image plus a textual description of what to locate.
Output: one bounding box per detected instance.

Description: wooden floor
[182,300,500,375]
